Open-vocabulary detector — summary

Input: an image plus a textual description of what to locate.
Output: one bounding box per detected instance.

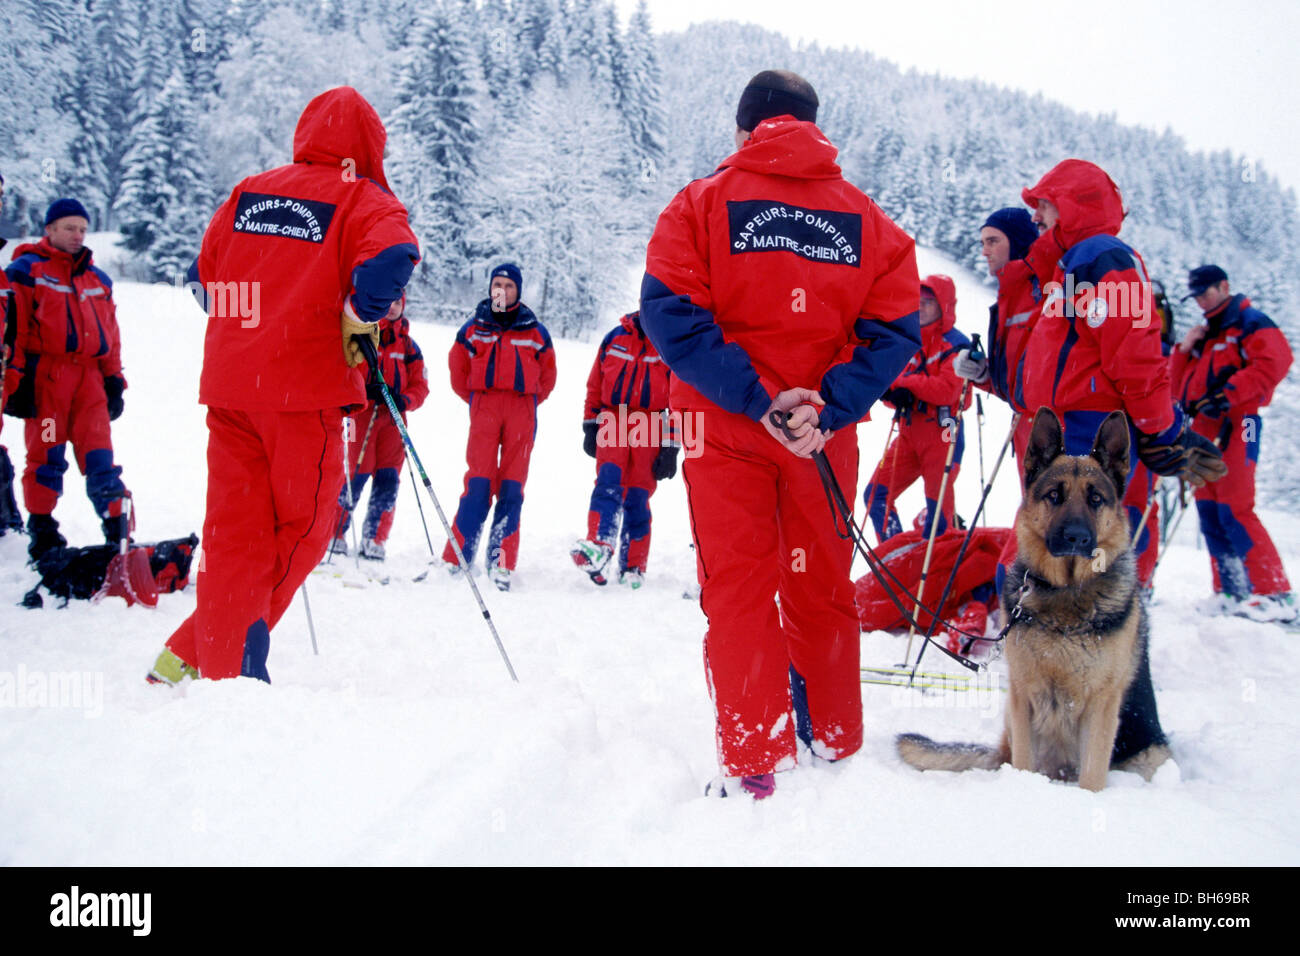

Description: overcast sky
[619,0,1300,193]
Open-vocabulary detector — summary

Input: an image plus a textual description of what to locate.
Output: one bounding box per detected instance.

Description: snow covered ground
[1,239,1297,865]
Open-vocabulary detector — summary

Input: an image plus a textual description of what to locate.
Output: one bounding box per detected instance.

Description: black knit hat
[44,198,91,225]
[1183,264,1228,300]
[736,70,819,132]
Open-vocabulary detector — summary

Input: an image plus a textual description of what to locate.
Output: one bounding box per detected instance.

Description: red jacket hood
[920,273,957,333]
[619,311,643,336]
[292,86,391,191]
[12,237,93,270]
[1022,159,1124,248]
[719,117,842,180]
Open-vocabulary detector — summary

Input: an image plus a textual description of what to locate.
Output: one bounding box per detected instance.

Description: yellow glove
[341,301,380,368]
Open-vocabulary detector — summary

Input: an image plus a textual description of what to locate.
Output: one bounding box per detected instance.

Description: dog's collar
[1023,571,1058,594]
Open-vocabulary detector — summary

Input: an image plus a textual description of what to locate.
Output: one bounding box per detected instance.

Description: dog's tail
[895,732,1007,773]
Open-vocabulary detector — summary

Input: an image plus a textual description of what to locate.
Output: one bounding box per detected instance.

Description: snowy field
[1,239,1297,865]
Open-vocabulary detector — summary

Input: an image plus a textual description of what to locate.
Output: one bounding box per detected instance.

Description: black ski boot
[102,513,130,547]
[27,513,66,563]
[0,446,23,535]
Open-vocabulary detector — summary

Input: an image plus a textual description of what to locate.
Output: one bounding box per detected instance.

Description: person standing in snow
[3,197,134,561]
[327,295,429,562]
[146,86,419,685]
[954,206,1060,595]
[441,263,556,592]
[1015,158,1228,778]
[861,274,970,541]
[1172,264,1296,623]
[570,309,679,589]
[640,70,921,799]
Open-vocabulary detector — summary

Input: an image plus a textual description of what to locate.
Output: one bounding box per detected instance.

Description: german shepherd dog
[896,408,1170,791]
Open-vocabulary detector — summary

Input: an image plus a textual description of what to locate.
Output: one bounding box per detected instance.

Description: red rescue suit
[4,237,130,520]
[583,311,675,573]
[1019,160,1177,587]
[442,300,556,572]
[334,311,429,547]
[641,116,921,777]
[863,274,970,541]
[165,86,419,681]
[1172,293,1293,596]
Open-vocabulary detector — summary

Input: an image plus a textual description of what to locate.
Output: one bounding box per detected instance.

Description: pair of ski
[312,562,390,588]
[859,664,1008,694]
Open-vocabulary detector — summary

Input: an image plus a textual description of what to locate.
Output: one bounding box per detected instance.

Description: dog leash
[768,410,988,673]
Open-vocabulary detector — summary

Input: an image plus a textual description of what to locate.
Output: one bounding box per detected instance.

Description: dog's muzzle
[1048,520,1096,557]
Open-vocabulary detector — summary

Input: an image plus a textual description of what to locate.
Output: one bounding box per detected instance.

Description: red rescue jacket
[0,242,15,403]
[1020,160,1174,436]
[584,311,672,421]
[4,237,123,379]
[982,230,1062,413]
[449,300,556,403]
[359,313,428,413]
[640,117,921,433]
[192,86,419,412]
[885,274,971,424]
[1171,294,1292,420]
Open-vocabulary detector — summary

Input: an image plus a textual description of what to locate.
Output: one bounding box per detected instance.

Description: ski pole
[327,409,376,565]
[405,452,437,558]
[1149,423,1227,582]
[766,410,988,672]
[912,410,1022,677]
[975,393,986,525]
[355,334,518,682]
[300,583,319,655]
[1151,481,1192,579]
[901,371,974,666]
[858,409,899,555]
[1132,484,1158,548]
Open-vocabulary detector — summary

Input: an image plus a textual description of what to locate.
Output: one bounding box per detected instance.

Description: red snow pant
[442,390,537,571]
[684,409,861,777]
[166,407,343,681]
[22,355,128,518]
[587,439,660,573]
[863,413,961,542]
[333,403,405,545]
[1192,413,1290,597]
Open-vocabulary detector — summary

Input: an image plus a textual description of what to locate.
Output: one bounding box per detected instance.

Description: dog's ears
[1090,410,1131,498]
[1023,407,1064,489]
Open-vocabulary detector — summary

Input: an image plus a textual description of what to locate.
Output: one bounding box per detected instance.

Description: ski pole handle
[968,332,985,363]
[353,333,381,379]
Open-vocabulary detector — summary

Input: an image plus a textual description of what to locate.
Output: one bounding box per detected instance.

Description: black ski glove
[583,421,599,458]
[882,387,914,410]
[652,445,680,481]
[1137,423,1228,487]
[103,375,126,421]
[4,365,37,419]
[1188,390,1231,419]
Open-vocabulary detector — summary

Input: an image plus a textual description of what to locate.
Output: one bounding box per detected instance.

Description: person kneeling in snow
[571,310,679,589]
[327,295,428,561]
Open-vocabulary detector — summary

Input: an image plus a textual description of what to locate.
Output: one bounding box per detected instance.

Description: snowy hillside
[1,240,1297,865]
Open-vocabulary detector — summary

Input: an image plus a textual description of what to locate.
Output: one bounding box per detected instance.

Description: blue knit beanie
[45,197,91,225]
[981,207,1037,262]
[489,262,522,297]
